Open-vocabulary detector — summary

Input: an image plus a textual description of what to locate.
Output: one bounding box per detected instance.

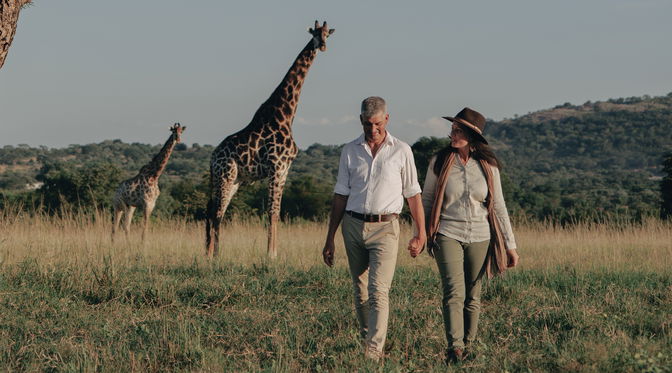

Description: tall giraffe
[112,123,186,241]
[206,21,335,258]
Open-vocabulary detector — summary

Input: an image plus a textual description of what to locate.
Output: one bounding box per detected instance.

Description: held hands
[322,240,335,267]
[407,234,426,258]
[506,249,519,268]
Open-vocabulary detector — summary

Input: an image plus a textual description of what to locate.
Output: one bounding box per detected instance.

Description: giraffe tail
[205,197,214,250]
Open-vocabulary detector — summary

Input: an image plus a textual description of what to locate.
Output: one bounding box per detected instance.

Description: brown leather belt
[346,210,399,223]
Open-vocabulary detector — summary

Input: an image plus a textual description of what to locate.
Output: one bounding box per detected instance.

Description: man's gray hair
[360,96,387,118]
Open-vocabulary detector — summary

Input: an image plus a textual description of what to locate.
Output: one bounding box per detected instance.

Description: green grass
[1,258,670,372]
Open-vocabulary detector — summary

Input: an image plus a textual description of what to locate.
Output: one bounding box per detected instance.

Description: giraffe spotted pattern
[206,21,335,258]
[112,123,185,242]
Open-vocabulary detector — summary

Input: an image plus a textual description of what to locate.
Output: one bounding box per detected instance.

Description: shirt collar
[355,131,396,146]
[457,156,478,169]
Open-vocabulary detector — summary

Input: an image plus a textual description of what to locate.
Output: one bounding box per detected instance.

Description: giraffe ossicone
[206,21,335,258]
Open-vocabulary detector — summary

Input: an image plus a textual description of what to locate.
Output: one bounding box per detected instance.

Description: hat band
[454,117,483,135]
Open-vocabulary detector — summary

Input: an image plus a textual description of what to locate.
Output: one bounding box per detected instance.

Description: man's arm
[405,193,426,257]
[322,193,348,267]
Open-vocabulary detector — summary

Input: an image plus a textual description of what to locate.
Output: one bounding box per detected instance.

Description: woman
[421,107,519,363]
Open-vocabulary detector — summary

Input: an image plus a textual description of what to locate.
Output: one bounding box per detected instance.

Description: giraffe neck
[254,40,318,131]
[0,0,29,70]
[138,134,177,181]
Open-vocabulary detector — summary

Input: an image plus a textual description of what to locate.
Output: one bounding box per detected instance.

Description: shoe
[446,348,464,364]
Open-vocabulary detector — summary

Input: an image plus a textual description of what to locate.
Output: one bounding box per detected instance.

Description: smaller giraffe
[112,123,185,241]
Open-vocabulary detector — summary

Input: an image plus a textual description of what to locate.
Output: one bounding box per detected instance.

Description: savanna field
[1,208,671,372]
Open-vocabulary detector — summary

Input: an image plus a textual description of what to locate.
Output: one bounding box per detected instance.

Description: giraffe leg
[206,180,239,257]
[142,201,155,242]
[123,206,136,240]
[205,197,217,257]
[111,204,124,243]
[267,171,288,259]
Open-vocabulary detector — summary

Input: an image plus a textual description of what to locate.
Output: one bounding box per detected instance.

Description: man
[322,96,426,361]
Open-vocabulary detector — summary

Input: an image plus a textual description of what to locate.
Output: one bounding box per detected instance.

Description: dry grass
[516,219,672,272]
[1,208,670,272]
[2,209,670,371]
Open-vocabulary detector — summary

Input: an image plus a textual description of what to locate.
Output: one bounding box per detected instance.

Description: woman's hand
[407,234,425,258]
[506,249,519,268]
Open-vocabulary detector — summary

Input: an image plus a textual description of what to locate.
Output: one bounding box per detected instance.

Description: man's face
[360,112,389,143]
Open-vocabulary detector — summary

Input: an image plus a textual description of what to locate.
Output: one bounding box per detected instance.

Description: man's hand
[322,194,347,268]
[407,234,425,258]
[506,249,519,268]
[404,193,426,258]
[323,240,335,267]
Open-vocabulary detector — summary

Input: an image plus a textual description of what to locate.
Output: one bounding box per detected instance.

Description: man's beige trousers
[341,214,400,354]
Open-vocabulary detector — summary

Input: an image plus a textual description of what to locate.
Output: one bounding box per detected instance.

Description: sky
[1,0,671,149]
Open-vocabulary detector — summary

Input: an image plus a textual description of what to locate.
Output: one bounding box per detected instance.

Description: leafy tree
[411,136,451,186]
[170,177,209,220]
[36,162,122,213]
[281,176,332,220]
[0,170,33,189]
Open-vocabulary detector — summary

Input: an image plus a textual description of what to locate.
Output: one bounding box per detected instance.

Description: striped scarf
[427,152,508,278]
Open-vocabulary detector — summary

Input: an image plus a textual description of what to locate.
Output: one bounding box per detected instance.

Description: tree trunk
[0,0,31,70]
[661,152,672,220]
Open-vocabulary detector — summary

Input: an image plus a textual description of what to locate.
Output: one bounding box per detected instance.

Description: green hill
[1,93,671,222]
[483,93,672,220]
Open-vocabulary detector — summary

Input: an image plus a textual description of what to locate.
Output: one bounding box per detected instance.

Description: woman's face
[450,123,471,149]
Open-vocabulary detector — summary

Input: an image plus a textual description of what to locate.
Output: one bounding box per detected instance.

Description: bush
[35,162,123,213]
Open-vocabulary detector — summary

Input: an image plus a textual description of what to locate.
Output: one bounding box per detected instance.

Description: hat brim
[442,116,488,144]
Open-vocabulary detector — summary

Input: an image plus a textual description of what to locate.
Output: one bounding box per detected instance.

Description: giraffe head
[308,20,335,52]
[170,123,186,143]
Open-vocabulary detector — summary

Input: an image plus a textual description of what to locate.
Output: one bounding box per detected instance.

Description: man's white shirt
[334,132,421,215]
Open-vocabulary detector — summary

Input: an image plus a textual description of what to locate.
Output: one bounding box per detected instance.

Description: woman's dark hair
[432,140,501,176]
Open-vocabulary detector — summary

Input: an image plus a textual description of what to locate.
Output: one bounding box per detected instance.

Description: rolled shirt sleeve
[490,166,517,250]
[401,144,422,198]
[421,156,438,223]
[333,147,351,196]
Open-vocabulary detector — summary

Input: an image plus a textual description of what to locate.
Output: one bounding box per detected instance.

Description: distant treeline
[2,93,672,223]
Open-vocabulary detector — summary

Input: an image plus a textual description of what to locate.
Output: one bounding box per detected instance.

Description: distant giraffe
[112,123,185,241]
[206,21,335,258]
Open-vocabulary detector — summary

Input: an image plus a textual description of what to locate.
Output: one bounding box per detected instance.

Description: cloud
[295,115,358,127]
[388,116,451,144]
[338,115,358,124]
[404,116,448,136]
